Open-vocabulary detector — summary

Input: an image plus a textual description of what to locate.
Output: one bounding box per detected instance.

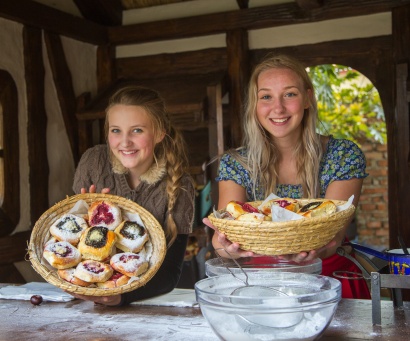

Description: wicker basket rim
[209,198,355,228]
[28,193,166,296]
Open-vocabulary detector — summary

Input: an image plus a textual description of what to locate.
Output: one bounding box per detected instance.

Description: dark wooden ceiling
[36,0,328,27]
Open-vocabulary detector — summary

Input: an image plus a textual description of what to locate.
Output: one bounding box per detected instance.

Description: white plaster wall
[0,18,29,233]
[44,36,98,207]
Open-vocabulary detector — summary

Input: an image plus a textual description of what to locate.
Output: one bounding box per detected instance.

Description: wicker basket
[208,199,356,255]
[28,193,166,296]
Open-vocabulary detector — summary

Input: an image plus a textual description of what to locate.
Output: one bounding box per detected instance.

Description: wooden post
[207,83,224,206]
[226,29,249,148]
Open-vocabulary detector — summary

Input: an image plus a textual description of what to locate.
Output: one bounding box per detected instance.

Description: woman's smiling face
[256,67,310,141]
[107,104,162,175]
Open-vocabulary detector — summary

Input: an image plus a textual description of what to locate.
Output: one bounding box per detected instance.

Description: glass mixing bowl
[205,256,322,277]
[195,272,341,341]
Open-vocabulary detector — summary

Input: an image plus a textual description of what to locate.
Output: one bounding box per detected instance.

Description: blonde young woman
[72,85,195,305]
[205,54,370,299]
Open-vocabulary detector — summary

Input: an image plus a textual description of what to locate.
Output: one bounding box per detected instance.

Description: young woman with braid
[204,54,370,299]
[72,85,195,306]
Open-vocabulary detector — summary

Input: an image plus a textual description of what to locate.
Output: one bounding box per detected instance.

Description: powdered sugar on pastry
[115,220,149,253]
[43,241,82,269]
[74,260,113,283]
[110,252,149,277]
[49,213,88,245]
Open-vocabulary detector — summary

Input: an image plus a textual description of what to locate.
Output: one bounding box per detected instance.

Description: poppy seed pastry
[110,252,149,277]
[43,241,82,269]
[49,213,88,245]
[115,220,149,253]
[88,200,122,230]
[297,200,337,217]
[74,260,113,283]
[77,226,117,261]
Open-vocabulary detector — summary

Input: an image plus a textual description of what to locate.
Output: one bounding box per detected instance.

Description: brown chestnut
[30,295,43,306]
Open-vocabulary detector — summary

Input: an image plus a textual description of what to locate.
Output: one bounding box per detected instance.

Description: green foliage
[307,64,386,145]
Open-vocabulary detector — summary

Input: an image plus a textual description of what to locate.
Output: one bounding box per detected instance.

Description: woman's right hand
[203,218,254,259]
[80,184,110,194]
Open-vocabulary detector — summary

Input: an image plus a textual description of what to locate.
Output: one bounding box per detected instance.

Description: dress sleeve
[321,139,368,184]
[119,234,188,305]
[216,153,249,188]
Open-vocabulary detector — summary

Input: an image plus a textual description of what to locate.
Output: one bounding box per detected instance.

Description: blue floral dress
[216,136,368,200]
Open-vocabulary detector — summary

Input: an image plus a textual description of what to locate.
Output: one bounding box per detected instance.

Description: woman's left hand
[69,292,122,306]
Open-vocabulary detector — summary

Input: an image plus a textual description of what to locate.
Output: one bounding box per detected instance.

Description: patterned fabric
[216,136,368,200]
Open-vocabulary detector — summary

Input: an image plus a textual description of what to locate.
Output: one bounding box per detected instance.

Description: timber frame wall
[0,0,409,282]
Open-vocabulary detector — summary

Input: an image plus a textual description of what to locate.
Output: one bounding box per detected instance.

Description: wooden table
[0,295,408,340]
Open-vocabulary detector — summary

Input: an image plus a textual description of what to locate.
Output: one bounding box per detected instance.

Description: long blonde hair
[104,85,190,246]
[234,53,323,198]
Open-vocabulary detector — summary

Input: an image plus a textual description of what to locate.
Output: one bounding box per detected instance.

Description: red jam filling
[111,272,123,281]
[276,200,291,208]
[236,201,260,213]
[91,202,114,226]
[120,254,139,263]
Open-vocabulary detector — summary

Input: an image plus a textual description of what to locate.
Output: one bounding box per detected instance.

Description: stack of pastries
[222,198,337,222]
[43,200,151,289]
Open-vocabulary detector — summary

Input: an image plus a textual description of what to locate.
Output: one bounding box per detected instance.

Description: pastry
[74,260,113,283]
[115,220,149,253]
[88,200,122,230]
[110,252,149,277]
[58,268,93,287]
[49,213,88,245]
[96,272,130,288]
[298,200,337,217]
[43,241,82,269]
[259,198,300,215]
[77,226,117,261]
[226,201,260,219]
[236,212,268,222]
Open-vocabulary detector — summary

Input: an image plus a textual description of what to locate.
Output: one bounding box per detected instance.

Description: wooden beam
[391,4,410,256]
[207,83,224,206]
[0,0,107,45]
[226,29,249,148]
[97,44,116,93]
[44,31,79,164]
[116,48,227,80]
[23,26,49,225]
[0,71,19,232]
[108,0,410,45]
[236,0,249,9]
[295,0,324,10]
[73,0,123,26]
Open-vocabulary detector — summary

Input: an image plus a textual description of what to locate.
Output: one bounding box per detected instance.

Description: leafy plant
[307,65,386,145]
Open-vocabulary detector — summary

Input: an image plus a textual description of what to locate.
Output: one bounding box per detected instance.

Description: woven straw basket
[28,193,166,296]
[208,199,356,256]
